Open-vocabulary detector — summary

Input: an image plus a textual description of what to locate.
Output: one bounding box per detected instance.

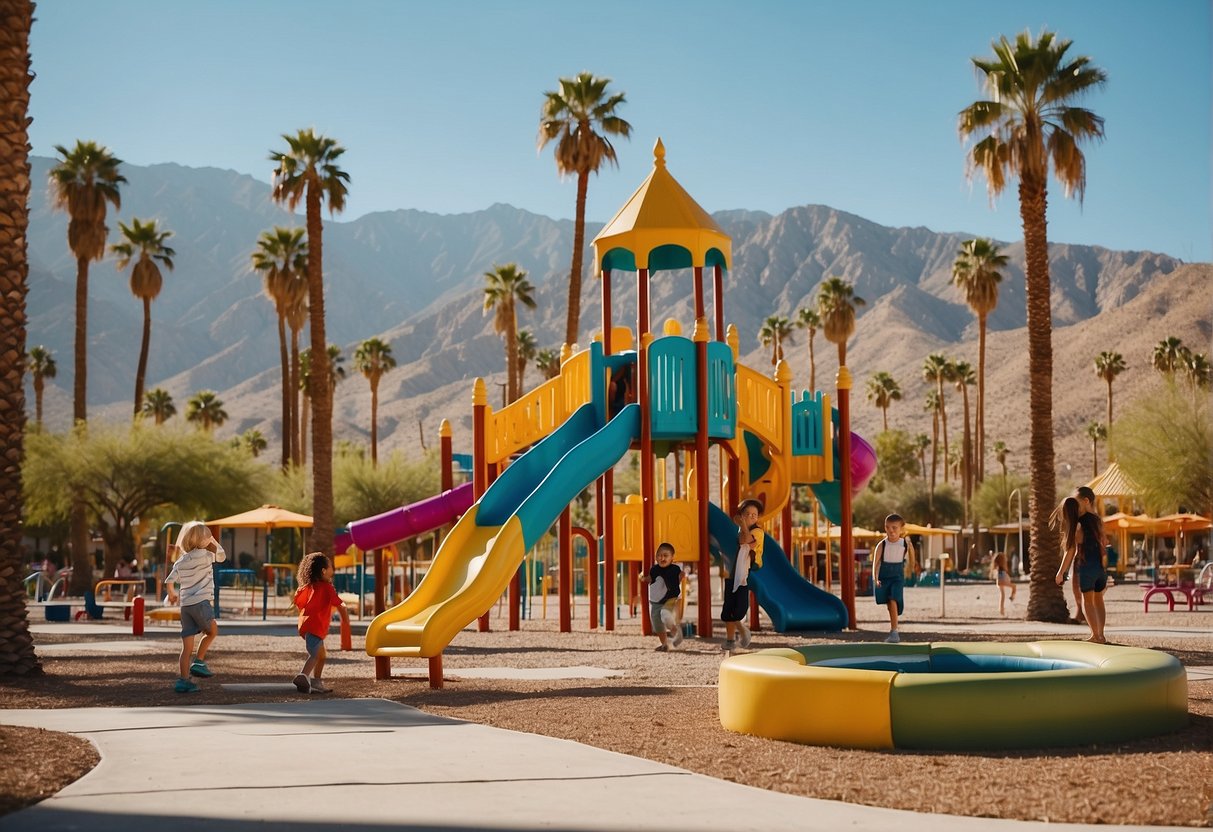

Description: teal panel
[705,248,729,270]
[706,341,735,439]
[791,391,825,456]
[743,430,770,483]
[599,248,637,273]
[648,244,693,273]
[649,336,696,438]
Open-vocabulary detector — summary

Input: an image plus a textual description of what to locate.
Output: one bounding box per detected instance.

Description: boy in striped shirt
[166,520,227,693]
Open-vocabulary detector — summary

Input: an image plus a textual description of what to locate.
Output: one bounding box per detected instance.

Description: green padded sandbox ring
[718,641,1187,750]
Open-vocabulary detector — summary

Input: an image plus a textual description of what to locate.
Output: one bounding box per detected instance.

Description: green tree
[27,345,56,428]
[270,129,350,559]
[1093,351,1127,430]
[141,388,176,425]
[353,337,397,465]
[0,0,40,675]
[1182,350,1211,393]
[1112,380,1212,516]
[110,217,175,416]
[516,328,538,392]
[483,263,537,403]
[865,371,902,432]
[241,429,268,458]
[952,237,1006,481]
[795,306,821,391]
[185,390,228,432]
[1151,336,1186,376]
[972,473,1030,526]
[333,447,443,526]
[960,29,1107,622]
[252,226,307,469]
[868,430,920,492]
[1085,421,1107,478]
[24,423,271,577]
[537,72,632,349]
[758,315,794,366]
[49,139,126,595]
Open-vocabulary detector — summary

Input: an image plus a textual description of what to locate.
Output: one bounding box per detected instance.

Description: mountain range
[25,157,1210,483]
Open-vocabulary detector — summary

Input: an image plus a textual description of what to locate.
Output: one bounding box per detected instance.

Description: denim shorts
[304,633,324,658]
[179,600,215,638]
[874,562,905,615]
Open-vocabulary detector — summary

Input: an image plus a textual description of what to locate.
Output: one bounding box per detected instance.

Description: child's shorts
[874,562,904,615]
[1077,564,1107,593]
[303,633,324,658]
[649,599,678,631]
[720,583,749,622]
[179,600,215,638]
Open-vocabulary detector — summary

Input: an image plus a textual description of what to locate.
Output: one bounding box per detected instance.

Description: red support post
[374,549,390,680]
[692,268,713,638]
[838,366,856,629]
[428,654,443,689]
[132,595,144,637]
[440,420,453,493]
[601,268,616,631]
[637,268,654,637]
[559,506,572,632]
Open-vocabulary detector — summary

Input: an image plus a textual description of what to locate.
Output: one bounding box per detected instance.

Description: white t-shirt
[879,538,907,565]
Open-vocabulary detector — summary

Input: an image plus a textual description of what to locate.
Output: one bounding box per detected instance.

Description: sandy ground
[2,580,1211,826]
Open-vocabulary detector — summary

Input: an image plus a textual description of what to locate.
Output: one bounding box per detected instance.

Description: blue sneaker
[189,660,213,678]
[174,677,200,693]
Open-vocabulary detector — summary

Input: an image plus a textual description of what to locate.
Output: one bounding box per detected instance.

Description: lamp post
[1008,488,1024,575]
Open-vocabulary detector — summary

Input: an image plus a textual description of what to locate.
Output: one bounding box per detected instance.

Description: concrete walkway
[0,699,1176,832]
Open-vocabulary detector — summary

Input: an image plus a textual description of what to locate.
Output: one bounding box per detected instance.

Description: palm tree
[252,226,307,469]
[960,30,1107,622]
[1152,336,1186,376]
[921,353,952,482]
[110,218,174,416]
[952,237,1006,481]
[27,345,56,428]
[865,371,902,432]
[953,360,976,526]
[758,315,794,366]
[49,139,126,595]
[482,263,537,403]
[924,390,941,508]
[0,0,41,675]
[285,288,308,466]
[816,277,865,367]
[353,337,396,465]
[516,329,538,392]
[186,390,228,432]
[795,306,821,391]
[537,72,632,349]
[1093,351,1127,429]
[1086,421,1107,478]
[141,387,176,425]
[535,347,561,380]
[298,344,345,465]
[993,440,1010,481]
[270,129,350,557]
[1182,351,1212,392]
[241,429,268,458]
[913,433,931,481]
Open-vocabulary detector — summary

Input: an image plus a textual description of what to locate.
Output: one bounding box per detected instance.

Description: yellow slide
[364,505,526,658]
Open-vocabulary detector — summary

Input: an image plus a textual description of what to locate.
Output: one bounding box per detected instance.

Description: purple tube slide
[850,431,878,493]
[348,482,475,551]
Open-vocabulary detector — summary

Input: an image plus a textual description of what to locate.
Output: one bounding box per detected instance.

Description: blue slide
[707,502,847,632]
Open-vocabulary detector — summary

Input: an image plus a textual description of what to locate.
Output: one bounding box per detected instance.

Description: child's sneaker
[721,640,736,653]
[654,643,669,652]
[293,673,310,693]
[738,621,752,648]
[308,678,331,694]
[174,677,200,694]
[671,626,684,647]
[189,659,213,678]
[885,630,900,643]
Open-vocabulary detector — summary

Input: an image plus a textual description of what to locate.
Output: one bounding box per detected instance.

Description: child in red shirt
[293,552,349,694]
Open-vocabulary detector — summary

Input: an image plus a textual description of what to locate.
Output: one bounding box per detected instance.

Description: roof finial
[653,137,666,168]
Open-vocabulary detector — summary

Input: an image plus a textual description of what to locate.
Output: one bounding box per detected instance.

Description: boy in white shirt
[872,513,913,643]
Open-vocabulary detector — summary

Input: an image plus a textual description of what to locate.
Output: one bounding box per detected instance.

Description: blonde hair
[175,521,213,554]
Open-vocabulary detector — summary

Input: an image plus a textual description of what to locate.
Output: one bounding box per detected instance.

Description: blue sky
[28,0,1212,261]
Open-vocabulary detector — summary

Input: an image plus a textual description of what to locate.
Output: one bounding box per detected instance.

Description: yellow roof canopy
[1085,462,1142,500]
[592,138,731,274]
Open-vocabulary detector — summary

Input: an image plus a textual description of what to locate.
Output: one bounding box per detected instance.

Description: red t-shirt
[295,581,343,637]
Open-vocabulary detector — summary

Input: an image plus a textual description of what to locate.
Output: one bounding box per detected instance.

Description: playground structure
[364,140,876,686]
[718,641,1188,749]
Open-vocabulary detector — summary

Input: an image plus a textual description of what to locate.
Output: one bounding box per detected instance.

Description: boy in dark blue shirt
[641,542,683,652]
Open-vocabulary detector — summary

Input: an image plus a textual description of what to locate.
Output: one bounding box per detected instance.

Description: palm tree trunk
[937,379,949,483]
[70,254,92,595]
[0,0,41,674]
[506,303,519,403]
[33,377,43,426]
[977,315,987,482]
[1105,378,1113,431]
[370,378,379,465]
[929,410,938,517]
[300,394,309,465]
[305,183,333,557]
[1020,172,1064,622]
[881,405,888,432]
[133,295,151,417]
[809,333,817,392]
[290,329,301,466]
[277,314,290,470]
[564,171,589,350]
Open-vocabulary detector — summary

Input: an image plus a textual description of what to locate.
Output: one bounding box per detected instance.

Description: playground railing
[734,364,787,458]
[485,345,596,465]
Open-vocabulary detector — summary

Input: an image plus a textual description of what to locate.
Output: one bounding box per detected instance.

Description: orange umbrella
[207,505,313,529]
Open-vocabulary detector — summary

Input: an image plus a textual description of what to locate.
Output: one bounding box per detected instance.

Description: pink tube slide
[347,482,475,551]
